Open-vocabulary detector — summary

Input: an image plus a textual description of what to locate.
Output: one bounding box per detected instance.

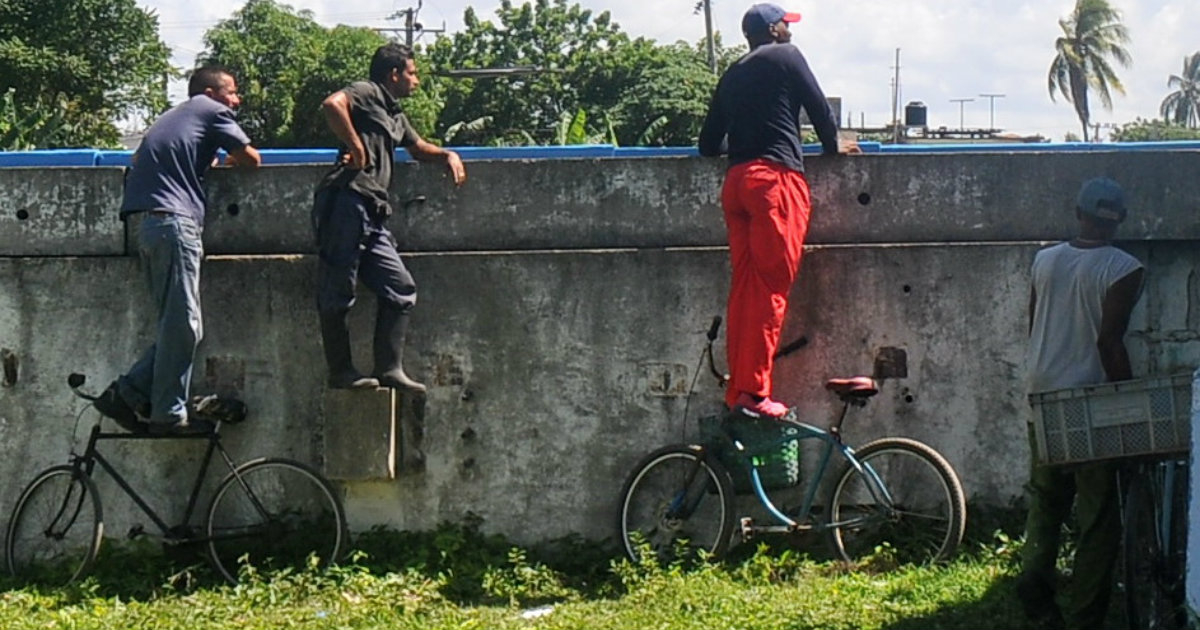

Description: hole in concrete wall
[1,349,17,386]
[904,394,915,403]
[226,203,240,216]
[461,427,477,441]
[857,193,871,205]
[15,209,29,220]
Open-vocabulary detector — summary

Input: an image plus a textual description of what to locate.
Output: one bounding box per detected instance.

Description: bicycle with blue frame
[617,317,966,565]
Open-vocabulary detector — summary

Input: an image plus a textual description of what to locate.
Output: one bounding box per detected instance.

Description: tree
[199,0,442,147]
[1047,0,1131,142]
[424,0,732,146]
[1111,117,1200,142]
[0,0,172,147]
[1160,52,1200,128]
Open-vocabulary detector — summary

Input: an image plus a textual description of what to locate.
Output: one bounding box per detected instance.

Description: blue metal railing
[3,140,1198,167]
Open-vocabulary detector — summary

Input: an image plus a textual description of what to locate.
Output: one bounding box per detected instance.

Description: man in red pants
[699,3,857,418]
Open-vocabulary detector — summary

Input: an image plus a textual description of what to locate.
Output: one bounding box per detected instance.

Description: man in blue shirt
[93,66,261,434]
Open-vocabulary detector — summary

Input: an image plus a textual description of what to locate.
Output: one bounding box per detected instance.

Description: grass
[0,512,1126,630]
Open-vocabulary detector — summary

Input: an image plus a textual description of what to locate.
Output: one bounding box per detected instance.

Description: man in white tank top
[1017,177,1144,629]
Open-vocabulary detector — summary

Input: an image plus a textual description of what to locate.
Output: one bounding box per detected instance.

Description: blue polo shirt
[120,95,251,226]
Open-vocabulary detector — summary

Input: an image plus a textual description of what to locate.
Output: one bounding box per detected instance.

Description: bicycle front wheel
[5,465,103,584]
[206,458,347,583]
[826,437,965,565]
[1123,465,1188,630]
[617,444,735,564]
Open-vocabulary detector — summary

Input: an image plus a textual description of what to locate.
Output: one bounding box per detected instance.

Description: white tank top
[1027,242,1142,393]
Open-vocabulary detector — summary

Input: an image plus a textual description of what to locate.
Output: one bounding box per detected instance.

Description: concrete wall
[2,150,1199,545]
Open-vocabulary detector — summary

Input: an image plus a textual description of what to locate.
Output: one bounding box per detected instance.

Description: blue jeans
[118,213,204,424]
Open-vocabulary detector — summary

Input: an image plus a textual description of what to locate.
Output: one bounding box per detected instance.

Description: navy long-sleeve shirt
[698,43,839,173]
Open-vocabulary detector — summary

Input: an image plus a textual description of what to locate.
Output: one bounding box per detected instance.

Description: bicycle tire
[205,458,347,584]
[617,444,735,564]
[826,437,966,565]
[1123,465,1188,630]
[5,465,103,584]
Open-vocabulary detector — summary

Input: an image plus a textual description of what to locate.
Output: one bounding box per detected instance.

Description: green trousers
[1021,425,1120,629]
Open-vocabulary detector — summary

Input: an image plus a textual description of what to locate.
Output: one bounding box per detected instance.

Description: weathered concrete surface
[2,239,1198,543]
[0,168,125,256]
[137,150,1200,255]
[4,151,1200,546]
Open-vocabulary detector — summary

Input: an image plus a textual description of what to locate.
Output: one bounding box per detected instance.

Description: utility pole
[950,98,974,130]
[697,0,717,74]
[978,93,1005,131]
[890,48,901,143]
[376,1,445,47]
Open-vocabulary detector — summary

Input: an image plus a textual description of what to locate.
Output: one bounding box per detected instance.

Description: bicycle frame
[700,395,896,538]
[71,423,250,543]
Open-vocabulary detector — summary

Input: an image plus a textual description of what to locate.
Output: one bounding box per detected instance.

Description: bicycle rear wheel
[205,458,347,583]
[5,465,103,584]
[1123,464,1188,630]
[826,437,965,565]
[617,444,735,564]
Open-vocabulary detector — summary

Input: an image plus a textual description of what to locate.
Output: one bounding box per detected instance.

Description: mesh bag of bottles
[698,411,801,494]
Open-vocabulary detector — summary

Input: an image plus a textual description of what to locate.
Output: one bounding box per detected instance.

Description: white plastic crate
[1030,373,1193,466]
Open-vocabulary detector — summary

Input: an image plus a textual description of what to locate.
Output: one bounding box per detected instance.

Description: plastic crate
[1030,373,1192,466]
[698,412,801,494]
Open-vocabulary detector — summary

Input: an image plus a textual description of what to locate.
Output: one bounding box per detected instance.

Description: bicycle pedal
[740,517,755,542]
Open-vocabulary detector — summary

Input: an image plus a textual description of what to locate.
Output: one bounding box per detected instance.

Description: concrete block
[0,168,126,256]
[322,387,397,481]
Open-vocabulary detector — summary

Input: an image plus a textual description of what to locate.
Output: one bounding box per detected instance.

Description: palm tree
[1047,0,1131,141]
[1160,52,1200,128]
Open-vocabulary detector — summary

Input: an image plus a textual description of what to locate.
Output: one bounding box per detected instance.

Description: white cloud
[138,0,1200,141]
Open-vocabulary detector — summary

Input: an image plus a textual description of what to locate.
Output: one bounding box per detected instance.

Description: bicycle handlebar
[67,373,97,402]
[707,316,722,341]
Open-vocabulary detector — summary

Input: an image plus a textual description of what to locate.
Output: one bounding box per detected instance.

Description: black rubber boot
[319,311,379,389]
[373,305,427,393]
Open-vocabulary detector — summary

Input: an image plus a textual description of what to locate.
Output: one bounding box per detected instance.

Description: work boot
[319,311,380,389]
[373,304,426,394]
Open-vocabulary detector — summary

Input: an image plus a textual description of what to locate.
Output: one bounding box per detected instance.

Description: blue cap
[741,3,802,38]
[1076,177,1128,222]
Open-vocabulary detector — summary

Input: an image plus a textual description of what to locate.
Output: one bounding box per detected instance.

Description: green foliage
[0,524,1122,630]
[1047,0,1132,141]
[425,0,737,146]
[1111,117,1200,142]
[1160,51,1200,128]
[198,0,439,148]
[0,0,172,148]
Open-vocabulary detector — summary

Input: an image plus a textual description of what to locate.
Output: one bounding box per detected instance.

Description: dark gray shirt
[120,95,251,226]
[317,81,419,217]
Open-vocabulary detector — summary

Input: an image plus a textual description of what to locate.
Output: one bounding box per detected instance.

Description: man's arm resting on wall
[409,137,466,185]
[1097,268,1144,382]
[224,144,261,168]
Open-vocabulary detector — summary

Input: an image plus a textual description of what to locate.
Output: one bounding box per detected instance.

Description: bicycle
[1121,457,1189,630]
[5,373,348,585]
[618,317,966,565]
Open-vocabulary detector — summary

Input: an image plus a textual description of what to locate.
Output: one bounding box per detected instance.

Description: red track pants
[720,159,811,408]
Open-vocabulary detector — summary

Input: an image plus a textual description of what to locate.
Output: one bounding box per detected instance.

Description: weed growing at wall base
[0,523,1127,629]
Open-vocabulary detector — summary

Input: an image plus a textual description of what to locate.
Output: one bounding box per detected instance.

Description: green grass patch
[0,515,1126,630]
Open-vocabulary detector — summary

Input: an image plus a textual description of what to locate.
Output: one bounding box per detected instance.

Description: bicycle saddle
[824,376,879,399]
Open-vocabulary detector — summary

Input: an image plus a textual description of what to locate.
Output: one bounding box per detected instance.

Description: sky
[139,0,1200,142]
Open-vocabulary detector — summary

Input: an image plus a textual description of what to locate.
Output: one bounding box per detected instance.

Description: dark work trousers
[1021,425,1119,629]
[313,187,417,316]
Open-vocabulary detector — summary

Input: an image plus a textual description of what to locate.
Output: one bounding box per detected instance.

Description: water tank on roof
[905,101,927,127]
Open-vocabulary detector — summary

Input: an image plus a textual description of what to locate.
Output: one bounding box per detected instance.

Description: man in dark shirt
[94,66,261,434]
[313,42,465,391]
[699,3,857,418]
